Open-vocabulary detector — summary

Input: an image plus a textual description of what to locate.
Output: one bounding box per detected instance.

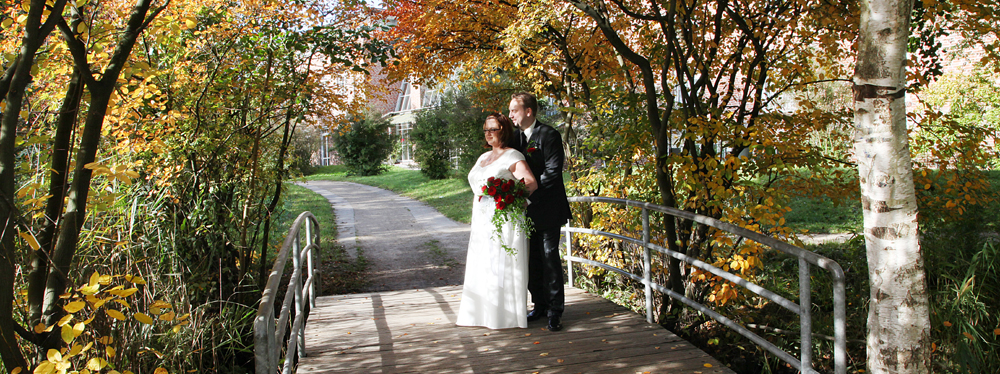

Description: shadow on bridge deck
[298,285,734,373]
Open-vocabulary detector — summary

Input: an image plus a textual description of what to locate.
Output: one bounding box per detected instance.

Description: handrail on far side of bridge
[562,196,846,374]
[255,211,321,374]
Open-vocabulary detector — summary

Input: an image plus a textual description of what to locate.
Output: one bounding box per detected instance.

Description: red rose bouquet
[479,176,533,255]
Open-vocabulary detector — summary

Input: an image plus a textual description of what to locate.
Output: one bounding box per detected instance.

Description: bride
[456,113,538,329]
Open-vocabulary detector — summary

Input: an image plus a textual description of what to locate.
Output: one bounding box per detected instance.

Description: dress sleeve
[507,149,525,166]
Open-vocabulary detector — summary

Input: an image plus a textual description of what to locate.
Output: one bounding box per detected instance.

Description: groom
[509,92,572,332]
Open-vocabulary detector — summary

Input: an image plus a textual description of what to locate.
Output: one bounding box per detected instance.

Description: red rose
[481,186,488,192]
[502,182,511,192]
[496,201,506,210]
[504,195,513,203]
[487,176,495,184]
[527,147,537,154]
[488,186,497,196]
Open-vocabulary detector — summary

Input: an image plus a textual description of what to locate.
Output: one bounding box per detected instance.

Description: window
[394,81,411,112]
[422,86,441,108]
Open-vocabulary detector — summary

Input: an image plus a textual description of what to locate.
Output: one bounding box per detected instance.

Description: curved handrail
[562,196,846,374]
[254,212,321,374]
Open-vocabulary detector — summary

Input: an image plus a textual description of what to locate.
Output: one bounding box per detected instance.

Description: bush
[408,90,491,179]
[411,111,452,179]
[333,113,396,176]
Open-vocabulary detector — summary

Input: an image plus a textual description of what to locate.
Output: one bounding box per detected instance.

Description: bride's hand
[510,160,537,195]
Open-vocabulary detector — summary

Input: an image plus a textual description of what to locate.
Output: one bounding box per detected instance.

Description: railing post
[799,257,813,373]
[306,219,316,309]
[267,314,277,371]
[565,229,573,288]
[834,272,847,374]
[642,208,652,324]
[293,232,305,359]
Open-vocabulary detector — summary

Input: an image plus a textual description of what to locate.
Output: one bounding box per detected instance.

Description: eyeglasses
[483,128,501,134]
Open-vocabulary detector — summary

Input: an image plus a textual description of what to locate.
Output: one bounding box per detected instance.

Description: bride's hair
[484,113,515,148]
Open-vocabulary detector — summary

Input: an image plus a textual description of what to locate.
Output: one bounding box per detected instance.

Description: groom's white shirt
[522,119,537,140]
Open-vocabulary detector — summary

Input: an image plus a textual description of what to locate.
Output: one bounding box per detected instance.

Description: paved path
[296,181,470,292]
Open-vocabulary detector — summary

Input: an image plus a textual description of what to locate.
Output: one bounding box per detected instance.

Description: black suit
[512,121,571,318]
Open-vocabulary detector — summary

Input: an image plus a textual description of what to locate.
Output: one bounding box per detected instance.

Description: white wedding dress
[456,149,529,329]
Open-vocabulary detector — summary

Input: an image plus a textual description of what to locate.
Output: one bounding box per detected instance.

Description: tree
[1,0,394,370]
[853,0,930,372]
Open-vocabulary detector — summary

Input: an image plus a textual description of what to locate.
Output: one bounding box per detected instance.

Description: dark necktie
[521,132,528,147]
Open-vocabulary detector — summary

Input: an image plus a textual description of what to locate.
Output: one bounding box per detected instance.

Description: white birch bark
[853,0,931,373]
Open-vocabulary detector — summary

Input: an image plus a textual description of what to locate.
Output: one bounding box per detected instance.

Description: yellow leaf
[18,231,40,250]
[79,283,100,296]
[107,309,126,321]
[64,301,86,313]
[98,336,114,345]
[943,321,952,327]
[994,328,1000,336]
[135,312,154,325]
[154,368,169,374]
[962,332,974,340]
[33,361,56,374]
[704,363,713,367]
[73,322,85,337]
[126,275,146,285]
[61,324,75,344]
[115,299,131,309]
[160,312,176,321]
[151,300,172,309]
[56,314,73,326]
[34,323,46,334]
[47,349,62,362]
[106,346,116,358]
[87,357,107,371]
[68,344,83,356]
[184,19,197,29]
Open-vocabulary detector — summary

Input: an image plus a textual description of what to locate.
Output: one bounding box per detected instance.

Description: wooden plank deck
[297,286,734,373]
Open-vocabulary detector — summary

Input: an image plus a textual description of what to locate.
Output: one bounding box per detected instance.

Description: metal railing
[255,212,321,374]
[562,197,846,374]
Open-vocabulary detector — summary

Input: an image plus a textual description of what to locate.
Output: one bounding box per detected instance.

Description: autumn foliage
[2,0,390,371]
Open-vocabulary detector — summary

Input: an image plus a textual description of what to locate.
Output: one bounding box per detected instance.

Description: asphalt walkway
[295,181,470,292]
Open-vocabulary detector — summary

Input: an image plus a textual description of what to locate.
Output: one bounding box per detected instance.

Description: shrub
[411,111,452,179]
[333,114,396,176]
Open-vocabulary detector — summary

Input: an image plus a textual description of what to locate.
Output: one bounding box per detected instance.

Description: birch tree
[853,0,931,372]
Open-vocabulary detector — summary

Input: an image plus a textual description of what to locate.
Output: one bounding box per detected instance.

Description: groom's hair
[485,113,515,148]
[510,92,538,117]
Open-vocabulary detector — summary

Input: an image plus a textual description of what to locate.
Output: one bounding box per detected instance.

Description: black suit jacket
[512,121,571,231]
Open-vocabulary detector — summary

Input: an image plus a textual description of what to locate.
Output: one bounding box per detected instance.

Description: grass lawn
[304,165,475,223]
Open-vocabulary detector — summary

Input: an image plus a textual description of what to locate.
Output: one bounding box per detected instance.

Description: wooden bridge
[297,285,734,373]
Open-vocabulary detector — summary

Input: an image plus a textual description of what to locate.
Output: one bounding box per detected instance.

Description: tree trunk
[28,66,84,328]
[0,0,68,367]
[853,0,931,372]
